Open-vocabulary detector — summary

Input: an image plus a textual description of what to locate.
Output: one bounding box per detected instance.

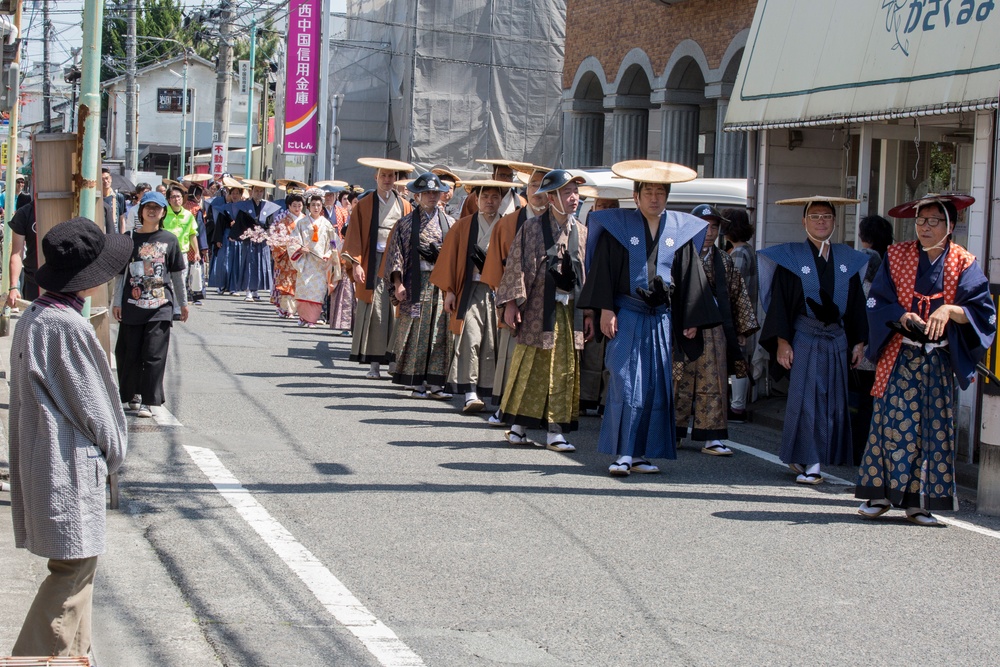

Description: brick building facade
[561,0,755,174]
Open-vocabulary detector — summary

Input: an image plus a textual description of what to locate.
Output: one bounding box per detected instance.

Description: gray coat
[8,299,128,559]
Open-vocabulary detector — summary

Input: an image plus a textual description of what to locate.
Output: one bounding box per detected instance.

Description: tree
[101,0,195,82]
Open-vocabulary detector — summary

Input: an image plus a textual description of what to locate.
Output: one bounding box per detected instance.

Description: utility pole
[42,0,51,132]
[78,0,106,221]
[213,0,234,162]
[179,51,188,176]
[1,0,23,300]
[125,0,137,176]
[243,18,255,178]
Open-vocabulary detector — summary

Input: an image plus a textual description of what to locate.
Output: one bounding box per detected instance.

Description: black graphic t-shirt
[121,229,183,325]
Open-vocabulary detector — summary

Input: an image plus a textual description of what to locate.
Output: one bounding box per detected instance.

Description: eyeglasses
[806,214,835,222]
[168,194,183,200]
[915,216,946,228]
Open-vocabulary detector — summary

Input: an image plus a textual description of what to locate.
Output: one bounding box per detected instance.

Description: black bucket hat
[34,217,134,293]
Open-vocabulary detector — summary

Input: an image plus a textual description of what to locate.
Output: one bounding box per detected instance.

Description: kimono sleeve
[864,259,906,362]
[947,261,997,388]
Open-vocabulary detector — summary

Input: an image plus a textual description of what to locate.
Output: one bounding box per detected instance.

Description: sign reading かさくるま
[283,0,320,155]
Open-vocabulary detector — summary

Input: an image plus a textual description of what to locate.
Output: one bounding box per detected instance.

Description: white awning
[725,0,1000,131]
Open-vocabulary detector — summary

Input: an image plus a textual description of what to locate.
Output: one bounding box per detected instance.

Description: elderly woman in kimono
[856,194,996,525]
[9,217,131,658]
[578,160,720,476]
[758,196,870,485]
[291,193,340,327]
[386,172,455,397]
[496,169,587,452]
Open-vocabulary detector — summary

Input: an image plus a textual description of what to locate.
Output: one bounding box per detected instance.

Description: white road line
[184,445,426,667]
[725,439,1000,541]
[153,406,183,427]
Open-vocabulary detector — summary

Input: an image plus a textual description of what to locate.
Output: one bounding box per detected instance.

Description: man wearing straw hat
[496,169,588,452]
[480,163,550,423]
[8,217,132,658]
[459,159,527,218]
[673,204,759,458]
[432,178,518,411]
[230,179,281,302]
[343,157,414,378]
[208,176,247,294]
[757,196,870,485]
[579,160,721,476]
[385,172,455,397]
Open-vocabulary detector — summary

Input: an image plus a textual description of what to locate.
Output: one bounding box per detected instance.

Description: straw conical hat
[242,178,275,189]
[611,160,697,184]
[475,158,523,169]
[775,195,861,206]
[887,193,974,218]
[508,161,552,175]
[276,178,309,189]
[462,179,520,194]
[358,157,415,172]
[182,173,212,183]
[221,176,244,189]
[162,178,187,191]
[430,167,461,184]
[578,184,631,200]
[313,180,350,189]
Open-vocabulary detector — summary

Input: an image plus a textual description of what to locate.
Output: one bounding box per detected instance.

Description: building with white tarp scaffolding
[329,0,566,184]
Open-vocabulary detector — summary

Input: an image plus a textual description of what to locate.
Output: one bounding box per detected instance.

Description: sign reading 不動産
[283,0,320,155]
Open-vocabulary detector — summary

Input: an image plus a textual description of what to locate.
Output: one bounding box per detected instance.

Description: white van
[569,168,748,223]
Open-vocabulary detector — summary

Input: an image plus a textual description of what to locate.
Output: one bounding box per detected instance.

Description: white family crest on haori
[630,236,640,246]
[801,265,811,275]
[664,237,675,247]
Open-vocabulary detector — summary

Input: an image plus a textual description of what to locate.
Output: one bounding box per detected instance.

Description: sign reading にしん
[283,0,320,155]
[211,142,227,179]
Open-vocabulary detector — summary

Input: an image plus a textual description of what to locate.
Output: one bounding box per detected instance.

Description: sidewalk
[0,311,220,666]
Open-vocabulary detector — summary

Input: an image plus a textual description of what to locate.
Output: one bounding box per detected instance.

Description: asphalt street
[6,295,1000,666]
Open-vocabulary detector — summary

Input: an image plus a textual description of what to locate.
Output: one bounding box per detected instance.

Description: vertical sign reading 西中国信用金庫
[283,0,320,155]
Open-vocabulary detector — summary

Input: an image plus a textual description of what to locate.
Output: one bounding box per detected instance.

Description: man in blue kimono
[231,179,282,301]
[577,160,721,477]
[758,196,870,485]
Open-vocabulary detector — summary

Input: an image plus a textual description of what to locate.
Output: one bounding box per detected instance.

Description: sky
[20,0,349,78]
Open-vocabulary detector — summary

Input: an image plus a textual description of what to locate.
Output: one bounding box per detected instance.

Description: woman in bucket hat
[112,190,189,419]
[8,217,132,658]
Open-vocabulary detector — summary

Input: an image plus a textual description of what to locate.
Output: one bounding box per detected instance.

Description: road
[34,297,1000,665]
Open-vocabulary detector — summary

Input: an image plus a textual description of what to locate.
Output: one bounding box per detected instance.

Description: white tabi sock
[510,424,526,436]
[615,455,633,466]
[370,361,380,374]
[806,463,821,476]
[465,391,478,403]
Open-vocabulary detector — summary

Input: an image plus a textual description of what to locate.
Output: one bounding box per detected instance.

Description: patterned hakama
[500,302,580,431]
[779,316,853,467]
[446,282,497,395]
[392,271,453,387]
[329,276,355,331]
[674,325,729,441]
[856,346,957,511]
[599,296,674,459]
[350,252,395,364]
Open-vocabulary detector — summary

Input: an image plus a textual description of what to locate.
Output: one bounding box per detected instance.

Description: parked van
[569,169,748,223]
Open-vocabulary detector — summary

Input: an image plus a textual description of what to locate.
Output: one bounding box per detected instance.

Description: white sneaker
[127,394,142,410]
[137,404,153,418]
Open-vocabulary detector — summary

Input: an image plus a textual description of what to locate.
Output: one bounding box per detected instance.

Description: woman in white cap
[578,160,721,476]
[856,194,995,525]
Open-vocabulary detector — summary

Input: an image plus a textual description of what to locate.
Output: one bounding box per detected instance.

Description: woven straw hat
[182,173,212,183]
[242,179,275,189]
[887,193,974,218]
[358,157,415,173]
[775,195,861,206]
[276,178,309,189]
[611,160,697,184]
[462,179,520,194]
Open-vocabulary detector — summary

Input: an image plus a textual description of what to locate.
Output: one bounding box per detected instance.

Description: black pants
[848,369,876,466]
[115,320,172,405]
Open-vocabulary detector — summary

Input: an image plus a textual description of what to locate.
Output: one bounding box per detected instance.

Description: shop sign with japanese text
[283,0,320,155]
